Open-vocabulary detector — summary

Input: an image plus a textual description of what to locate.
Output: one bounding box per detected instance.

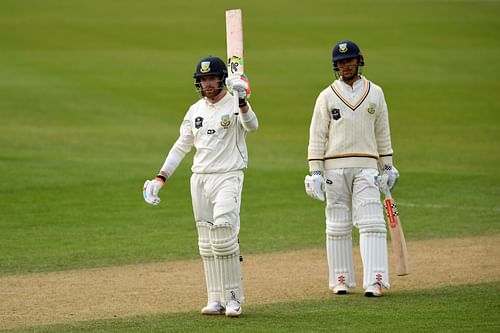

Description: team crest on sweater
[220,114,231,128]
[331,108,341,120]
[367,103,376,114]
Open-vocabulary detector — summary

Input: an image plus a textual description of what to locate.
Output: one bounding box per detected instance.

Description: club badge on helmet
[332,40,365,72]
[193,56,228,95]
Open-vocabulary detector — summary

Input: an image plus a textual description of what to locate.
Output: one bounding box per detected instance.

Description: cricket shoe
[201,302,225,315]
[364,282,383,297]
[332,284,348,295]
[225,300,242,317]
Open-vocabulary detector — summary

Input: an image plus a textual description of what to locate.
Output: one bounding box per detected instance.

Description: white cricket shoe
[333,284,348,295]
[364,282,383,297]
[201,302,225,315]
[225,300,242,317]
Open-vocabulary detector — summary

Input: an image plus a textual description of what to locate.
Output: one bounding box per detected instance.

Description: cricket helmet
[193,56,228,81]
[332,40,365,71]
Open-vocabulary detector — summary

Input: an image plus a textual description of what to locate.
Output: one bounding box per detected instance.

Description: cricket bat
[383,189,410,276]
[225,9,244,108]
[226,9,244,76]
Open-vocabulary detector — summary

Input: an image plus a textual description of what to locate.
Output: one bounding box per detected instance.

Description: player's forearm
[308,139,326,172]
[159,139,192,178]
[308,159,325,173]
[375,101,393,168]
[240,108,258,132]
[239,103,250,113]
[378,154,393,169]
[307,102,329,172]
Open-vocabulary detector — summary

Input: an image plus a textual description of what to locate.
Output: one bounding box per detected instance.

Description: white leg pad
[210,222,244,304]
[356,200,390,289]
[326,203,356,289]
[197,222,221,303]
[360,232,389,288]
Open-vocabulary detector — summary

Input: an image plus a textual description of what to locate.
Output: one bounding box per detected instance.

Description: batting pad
[326,234,357,289]
[354,199,386,233]
[360,232,390,289]
[326,204,356,289]
[210,223,244,304]
[197,222,221,303]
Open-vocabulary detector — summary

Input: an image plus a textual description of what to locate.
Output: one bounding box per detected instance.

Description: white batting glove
[375,173,390,194]
[376,165,399,192]
[226,72,251,100]
[143,177,164,206]
[304,172,325,201]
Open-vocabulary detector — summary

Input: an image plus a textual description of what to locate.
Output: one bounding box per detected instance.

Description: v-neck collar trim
[330,79,371,111]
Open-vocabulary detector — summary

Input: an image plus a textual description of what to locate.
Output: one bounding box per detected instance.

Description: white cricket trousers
[324,168,390,289]
[191,171,245,304]
[190,171,244,230]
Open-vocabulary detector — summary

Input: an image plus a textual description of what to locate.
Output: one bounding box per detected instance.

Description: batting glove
[376,165,399,192]
[304,172,325,201]
[143,176,165,206]
[226,72,251,102]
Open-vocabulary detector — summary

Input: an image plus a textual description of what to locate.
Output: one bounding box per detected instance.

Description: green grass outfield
[1,0,499,331]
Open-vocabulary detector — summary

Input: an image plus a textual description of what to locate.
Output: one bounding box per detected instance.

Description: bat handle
[382,188,392,199]
[233,93,240,114]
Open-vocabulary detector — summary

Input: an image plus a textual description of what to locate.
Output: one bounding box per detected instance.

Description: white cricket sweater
[308,76,393,172]
[160,92,258,177]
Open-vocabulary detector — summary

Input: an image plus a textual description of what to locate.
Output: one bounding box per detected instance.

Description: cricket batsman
[143,56,258,316]
[305,40,399,297]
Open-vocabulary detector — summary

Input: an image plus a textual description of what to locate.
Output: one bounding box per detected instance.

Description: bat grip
[382,188,392,199]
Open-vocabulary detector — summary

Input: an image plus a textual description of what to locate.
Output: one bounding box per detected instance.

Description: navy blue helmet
[193,56,228,81]
[332,40,365,71]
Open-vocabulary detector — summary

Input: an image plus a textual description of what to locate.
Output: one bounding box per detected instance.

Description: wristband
[238,97,247,107]
[155,175,166,184]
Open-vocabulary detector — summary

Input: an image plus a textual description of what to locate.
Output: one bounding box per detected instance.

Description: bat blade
[225,9,244,76]
[383,193,410,276]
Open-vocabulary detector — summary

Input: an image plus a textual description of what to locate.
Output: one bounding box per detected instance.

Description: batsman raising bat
[305,40,399,297]
[143,54,257,317]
